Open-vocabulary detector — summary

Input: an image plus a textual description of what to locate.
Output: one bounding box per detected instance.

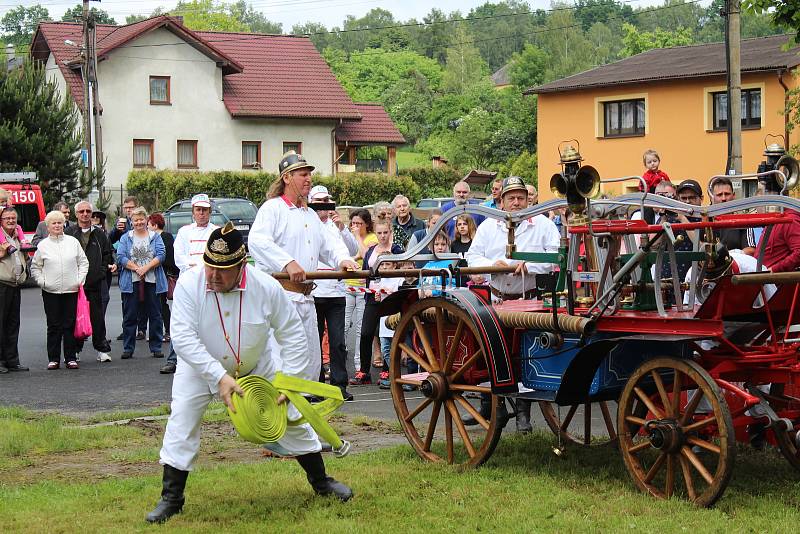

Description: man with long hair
[249,152,359,383]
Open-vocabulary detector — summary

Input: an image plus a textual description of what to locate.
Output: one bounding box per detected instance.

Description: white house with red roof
[30,15,404,189]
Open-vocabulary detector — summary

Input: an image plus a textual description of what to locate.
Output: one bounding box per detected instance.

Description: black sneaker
[136,331,146,340]
[121,352,133,360]
[152,352,164,359]
[340,389,354,402]
[160,362,176,374]
[116,332,124,340]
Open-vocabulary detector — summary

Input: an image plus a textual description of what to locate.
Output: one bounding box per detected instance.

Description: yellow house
[528,35,800,201]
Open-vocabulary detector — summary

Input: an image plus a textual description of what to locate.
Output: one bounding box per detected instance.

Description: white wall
[89,28,336,188]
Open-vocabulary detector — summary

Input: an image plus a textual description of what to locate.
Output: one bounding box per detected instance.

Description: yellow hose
[228,372,345,450]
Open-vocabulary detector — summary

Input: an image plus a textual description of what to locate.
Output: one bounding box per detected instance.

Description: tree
[509,43,547,90]
[574,0,634,32]
[621,22,693,57]
[292,22,333,51]
[0,60,82,205]
[61,5,116,25]
[533,9,595,82]
[1,4,51,48]
[745,0,800,41]
[172,0,249,32]
[126,15,149,24]
[463,0,544,72]
[410,8,452,64]
[380,70,436,144]
[230,1,282,33]
[324,46,443,102]
[441,24,489,94]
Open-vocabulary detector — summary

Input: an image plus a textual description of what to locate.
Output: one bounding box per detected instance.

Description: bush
[403,167,464,199]
[126,169,422,210]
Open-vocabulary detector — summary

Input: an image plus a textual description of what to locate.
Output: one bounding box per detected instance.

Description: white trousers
[268,298,321,382]
[160,361,321,472]
[344,292,365,372]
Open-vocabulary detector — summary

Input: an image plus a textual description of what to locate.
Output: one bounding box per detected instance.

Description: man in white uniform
[147,223,353,524]
[160,193,218,375]
[467,176,561,300]
[249,152,359,383]
[465,176,561,433]
[309,185,359,400]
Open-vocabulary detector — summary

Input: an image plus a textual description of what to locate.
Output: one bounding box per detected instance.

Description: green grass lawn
[396,150,428,170]
[1,403,799,533]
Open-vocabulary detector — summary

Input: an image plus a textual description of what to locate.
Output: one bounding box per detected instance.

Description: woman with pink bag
[30,210,89,370]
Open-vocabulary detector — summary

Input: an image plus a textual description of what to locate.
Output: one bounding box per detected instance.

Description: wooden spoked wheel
[539,400,619,447]
[764,384,800,471]
[617,357,736,507]
[389,297,503,468]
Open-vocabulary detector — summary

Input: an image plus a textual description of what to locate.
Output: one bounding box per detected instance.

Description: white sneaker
[97,352,112,363]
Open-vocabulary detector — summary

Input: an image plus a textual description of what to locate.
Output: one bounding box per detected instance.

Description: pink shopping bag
[74,285,93,341]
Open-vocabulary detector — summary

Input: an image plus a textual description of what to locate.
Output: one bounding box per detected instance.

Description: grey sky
[2,0,557,31]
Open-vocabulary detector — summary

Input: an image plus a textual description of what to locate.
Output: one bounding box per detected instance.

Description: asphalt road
[0,285,611,442]
[0,285,412,419]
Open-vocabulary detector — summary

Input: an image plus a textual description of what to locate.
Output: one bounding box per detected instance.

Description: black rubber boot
[296,452,353,502]
[515,399,533,434]
[462,394,508,427]
[462,393,492,426]
[145,465,188,524]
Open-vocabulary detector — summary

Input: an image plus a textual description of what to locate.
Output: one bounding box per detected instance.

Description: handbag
[167,275,178,300]
[74,285,93,341]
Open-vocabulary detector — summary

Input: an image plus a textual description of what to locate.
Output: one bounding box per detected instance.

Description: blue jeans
[122,281,163,354]
[380,337,392,372]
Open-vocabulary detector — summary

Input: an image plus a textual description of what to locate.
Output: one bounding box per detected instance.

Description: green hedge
[126,169,425,211]
[126,167,466,211]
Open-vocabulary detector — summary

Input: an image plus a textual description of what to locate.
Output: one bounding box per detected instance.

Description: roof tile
[32,16,361,120]
[528,34,800,94]
[335,103,405,144]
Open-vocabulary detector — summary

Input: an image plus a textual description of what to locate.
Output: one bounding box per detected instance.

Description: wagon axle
[645,419,685,454]
[419,372,450,402]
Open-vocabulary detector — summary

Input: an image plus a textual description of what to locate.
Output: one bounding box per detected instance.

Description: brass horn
[574,165,600,199]
[550,173,568,198]
[776,154,800,191]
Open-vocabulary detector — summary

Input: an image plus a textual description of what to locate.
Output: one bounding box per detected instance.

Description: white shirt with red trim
[170,264,309,391]
[249,196,352,301]
[466,214,560,295]
[174,222,218,274]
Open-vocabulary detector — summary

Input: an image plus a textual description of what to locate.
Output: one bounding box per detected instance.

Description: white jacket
[30,234,89,293]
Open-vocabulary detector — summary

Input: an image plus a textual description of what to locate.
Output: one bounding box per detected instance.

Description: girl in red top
[641,149,670,192]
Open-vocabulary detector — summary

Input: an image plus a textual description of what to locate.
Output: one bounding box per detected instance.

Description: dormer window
[150,76,170,105]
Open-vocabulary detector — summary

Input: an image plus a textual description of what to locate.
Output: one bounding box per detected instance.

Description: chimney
[173,15,183,25]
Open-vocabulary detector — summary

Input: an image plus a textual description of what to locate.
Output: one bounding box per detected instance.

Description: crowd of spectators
[0,151,798,388]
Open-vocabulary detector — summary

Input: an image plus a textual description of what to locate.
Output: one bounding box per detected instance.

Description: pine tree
[0,59,82,206]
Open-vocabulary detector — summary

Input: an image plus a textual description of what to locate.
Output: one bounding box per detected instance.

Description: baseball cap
[676,179,703,197]
[309,185,331,201]
[191,193,211,208]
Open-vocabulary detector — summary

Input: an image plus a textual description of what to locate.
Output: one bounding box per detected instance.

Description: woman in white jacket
[30,210,89,370]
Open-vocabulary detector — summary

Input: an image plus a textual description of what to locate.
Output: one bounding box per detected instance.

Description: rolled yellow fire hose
[227,372,347,453]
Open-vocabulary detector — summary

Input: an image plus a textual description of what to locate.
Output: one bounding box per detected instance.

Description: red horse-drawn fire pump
[373,141,800,506]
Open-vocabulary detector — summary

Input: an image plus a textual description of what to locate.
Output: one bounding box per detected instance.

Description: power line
[33,0,706,68]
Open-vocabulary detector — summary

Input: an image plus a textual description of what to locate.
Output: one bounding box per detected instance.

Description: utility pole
[726,0,742,175]
[82,0,92,191]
